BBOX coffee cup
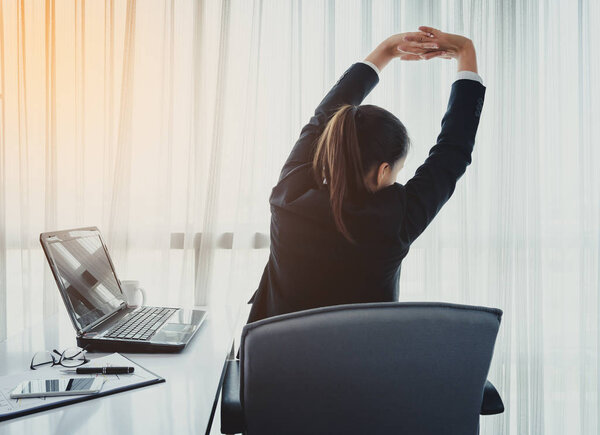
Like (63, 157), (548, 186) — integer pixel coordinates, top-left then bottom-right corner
(120, 280), (146, 307)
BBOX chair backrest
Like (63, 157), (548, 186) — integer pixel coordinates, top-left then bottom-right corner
(240, 301), (502, 435)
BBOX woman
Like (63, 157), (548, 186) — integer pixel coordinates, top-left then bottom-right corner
(247, 26), (485, 324)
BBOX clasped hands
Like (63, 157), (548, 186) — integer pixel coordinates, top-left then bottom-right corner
(365, 26), (477, 73)
(391, 26), (472, 61)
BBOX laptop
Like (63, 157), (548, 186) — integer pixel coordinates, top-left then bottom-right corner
(40, 227), (207, 352)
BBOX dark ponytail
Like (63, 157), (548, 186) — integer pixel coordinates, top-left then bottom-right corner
(312, 104), (410, 242)
(312, 105), (367, 242)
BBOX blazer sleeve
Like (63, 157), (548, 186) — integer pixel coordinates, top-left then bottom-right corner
(399, 79), (486, 245)
(278, 62), (380, 182)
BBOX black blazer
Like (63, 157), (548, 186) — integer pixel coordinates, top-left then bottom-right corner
(247, 62), (486, 324)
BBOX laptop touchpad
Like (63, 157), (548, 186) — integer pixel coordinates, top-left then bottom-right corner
(162, 323), (195, 333)
(152, 323), (195, 343)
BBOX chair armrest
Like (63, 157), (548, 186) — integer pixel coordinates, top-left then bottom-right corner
(480, 380), (504, 415)
(221, 359), (244, 434)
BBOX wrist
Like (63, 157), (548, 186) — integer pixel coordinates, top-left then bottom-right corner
(364, 40), (394, 72)
(457, 39), (475, 58)
(456, 40), (477, 73)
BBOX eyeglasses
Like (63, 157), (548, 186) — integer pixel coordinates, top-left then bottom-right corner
(30, 346), (90, 370)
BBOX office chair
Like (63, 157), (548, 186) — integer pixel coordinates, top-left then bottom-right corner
(221, 301), (504, 435)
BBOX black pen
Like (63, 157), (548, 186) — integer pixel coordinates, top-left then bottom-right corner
(61, 366), (135, 375)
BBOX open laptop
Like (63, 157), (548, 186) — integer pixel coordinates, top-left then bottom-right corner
(40, 227), (207, 352)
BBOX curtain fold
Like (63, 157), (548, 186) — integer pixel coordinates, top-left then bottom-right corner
(107, 0), (135, 268)
(42, 0), (57, 320)
(0, 0), (5, 342)
(0, 1), (599, 433)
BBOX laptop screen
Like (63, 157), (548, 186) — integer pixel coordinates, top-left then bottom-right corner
(44, 231), (126, 332)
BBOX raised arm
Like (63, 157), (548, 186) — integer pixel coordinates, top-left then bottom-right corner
(400, 28), (486, 244)
(278, 64), (379, 181)
(279, 33), (444, 181)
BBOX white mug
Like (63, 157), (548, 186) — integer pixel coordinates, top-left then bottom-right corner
(120, 280), (146, 307)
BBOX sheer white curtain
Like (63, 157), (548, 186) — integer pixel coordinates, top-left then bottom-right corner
(1, 1), (599, 433)
(0, 0), (275, 340)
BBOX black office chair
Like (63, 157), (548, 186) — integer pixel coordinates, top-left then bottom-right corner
(221, 301), (504, 435)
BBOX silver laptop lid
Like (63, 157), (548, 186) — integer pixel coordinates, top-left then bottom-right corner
(40, 227), (127, 335)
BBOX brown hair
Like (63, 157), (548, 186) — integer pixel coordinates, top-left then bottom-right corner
(312, 104), (410, 242)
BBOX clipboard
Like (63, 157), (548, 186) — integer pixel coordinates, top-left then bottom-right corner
(0, 353), (165, 422)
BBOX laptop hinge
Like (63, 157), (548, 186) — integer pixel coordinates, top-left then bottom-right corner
(80, 302), (128, 335)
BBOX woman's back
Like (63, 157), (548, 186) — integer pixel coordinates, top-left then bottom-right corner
(261, 163), (408, 318)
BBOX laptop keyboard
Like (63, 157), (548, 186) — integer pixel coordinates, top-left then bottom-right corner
(105, 307), (177, 341)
